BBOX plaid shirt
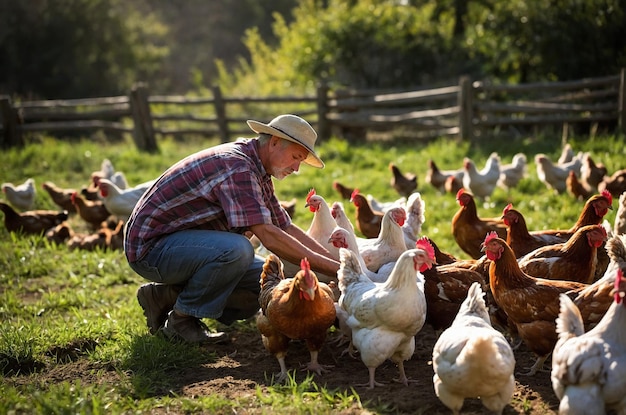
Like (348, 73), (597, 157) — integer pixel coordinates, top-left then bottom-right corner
(124, 138), (291, 263)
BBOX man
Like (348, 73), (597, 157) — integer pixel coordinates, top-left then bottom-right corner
(124, 114), (340, 343)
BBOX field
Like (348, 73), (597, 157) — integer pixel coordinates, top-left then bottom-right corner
(1, 132), (624, 414)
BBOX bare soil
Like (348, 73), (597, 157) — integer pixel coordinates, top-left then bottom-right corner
(6, 322), (560, 414)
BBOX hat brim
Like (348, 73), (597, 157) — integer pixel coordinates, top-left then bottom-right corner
(247, 120), (324, 168)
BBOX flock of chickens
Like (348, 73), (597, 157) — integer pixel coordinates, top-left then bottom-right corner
(3, 145), (626, 414)
(0, 159), (154, 251)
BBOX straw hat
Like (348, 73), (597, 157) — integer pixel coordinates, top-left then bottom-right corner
(247, 114), (324, 168)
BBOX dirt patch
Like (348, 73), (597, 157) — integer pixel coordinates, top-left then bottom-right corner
(7, 323), (560, 414)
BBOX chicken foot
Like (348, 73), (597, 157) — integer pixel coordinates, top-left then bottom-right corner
(516, 354), (550, 376)
(392, 361), (419, 386)
(301, 350), (333, 375)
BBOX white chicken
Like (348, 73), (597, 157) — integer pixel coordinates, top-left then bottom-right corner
(497, 153), (527, 192)
(557, 143), (575, 164)
(432, 282), (516, 415)
(356, 206), (407, 273)
(535, 153), (582, 194)
(366, 194), (406, 213)
(282, 189), (338, 282)
(337, 238), (435, 388)
(462, 152), (501, 201)
(96, 177), (155, 221)
(401, 191), (426, 250)
(2, 178), (36, 211)
(551, 269), (626, 415)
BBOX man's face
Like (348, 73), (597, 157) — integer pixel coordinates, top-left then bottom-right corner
(268, 137), (309, 180)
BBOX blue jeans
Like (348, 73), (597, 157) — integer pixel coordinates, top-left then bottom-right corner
(128, 229), (263, 324)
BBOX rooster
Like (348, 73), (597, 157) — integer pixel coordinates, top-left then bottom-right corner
(432, 282), (516, 415)
(535, 153), (582, 194)
(452, 189), (507, 259)
(425, 159), (464, 194)
(0, 202), (68, 235)
(2, 178), (36, 211)
(389, 162), (417, 197)
(337, 238), (435, 388)
(551, 269), (626, 414)
(497, 152), (527, 192)
(482, 232), (587, 376)
(256, 255), (336, 383)
(516, 224), (608, 284)
(462, 152), (501, 201)
(41, 181), (77, 213)
(350, 189), (384, 238)
(96, 177), (154, 221)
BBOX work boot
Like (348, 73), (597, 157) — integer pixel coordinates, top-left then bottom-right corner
(162, 311), (229, 344)
(136, 283), (182, 334)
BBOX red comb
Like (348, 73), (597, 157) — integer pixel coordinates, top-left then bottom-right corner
(300, 257), (310, 271)
(350, 188), (360, 201)
(601, 189), (613, 205)
(456, 188), (465, 199)
(416, 237), (435, 260)
(484, 231), (499, 244)
(306, 188), (315, 202)
(503, 203), (513, 215)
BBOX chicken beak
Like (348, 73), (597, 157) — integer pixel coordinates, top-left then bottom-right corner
(304, 287), (316, 301)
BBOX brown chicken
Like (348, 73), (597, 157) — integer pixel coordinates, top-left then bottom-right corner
(517, 224), (607, 284)
(579, 153), (607, 191)
(70, 191), (111, 229)
(332, 180), (355, 200)
(45, 221), (74, 245)
(598, 168), (626, 198)
(67, 219), (124, 252)
(452, 189), (507, 259)
(41, 181), (78, 213)
(256, 255), (336, 383)
(566, 170), (593, 201)
(350, 189), (384, 238)
(483, 232), (588, 376)
(389, 162), (417, 197)
(0, 202), (69, 235)
(425, 159), (464, 194)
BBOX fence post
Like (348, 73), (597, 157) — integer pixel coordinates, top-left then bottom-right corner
(0, 96), (24, 148)
(458, 76), (473, 141)
(212, 85), (229, 143)
(316, 82), (330, 141)
(129, 83), (158, 153)
(617, 68), (626, 134)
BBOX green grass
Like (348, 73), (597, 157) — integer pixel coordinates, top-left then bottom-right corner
(0, 131), (623, 413)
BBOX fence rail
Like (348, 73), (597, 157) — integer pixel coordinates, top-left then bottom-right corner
(1, 69), (624, 151)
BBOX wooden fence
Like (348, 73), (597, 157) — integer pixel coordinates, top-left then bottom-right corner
(1, 69), (624, 152)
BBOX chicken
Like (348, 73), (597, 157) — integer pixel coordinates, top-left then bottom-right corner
(95, 177), (154, 221)
(337, 239), (435, 388)
(2, 178), (36, 211)
(350, 189), (384, 238)
(579, 152), (607, 191)
(598, 168), (626, 199)
(462, 152), (501, 201)
(67, 219), (124, 252)
(516, 224), (608, 284)
(558, 143), (575, 164)
(502, 192), (613, 258)
(432, 282), (516, 415)
(615, 191), (626, 235)
(551, 270), (626, 415)
(70, 191), (111, 229)
(90, 158), (116, 182)
(41, 181), (78, 213)
(45, 221), (74, 245)
(445, 174), (464, 194)
(400, 191), (426, 250)
(366, 194), (406, 213)
(483, 232), (588, 376)
(501, 203), (566, 258)
(535, 153), (582, 194)
(389, 162), (417, 197)
(356, 206), (407, 273)
(452, 189), (507, 259)
(332, 180), (355, 200)
(256, 255), (336, 383)
(422, 260), (489, 333)
(0, 202), (69, 235)
(566, 170), (593, 201)
(497, 152), (527, 192)
(425, 159), (464, 194)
